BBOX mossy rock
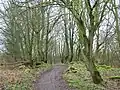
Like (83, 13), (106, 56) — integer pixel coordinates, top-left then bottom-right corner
(66, 66), (77, 73)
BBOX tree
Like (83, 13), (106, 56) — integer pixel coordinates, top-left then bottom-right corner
(53, 0), (110, 84)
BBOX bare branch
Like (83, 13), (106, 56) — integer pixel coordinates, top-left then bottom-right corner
(92, 0), (99, 10)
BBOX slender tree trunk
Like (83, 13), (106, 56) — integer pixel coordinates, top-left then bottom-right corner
(69, 18), (74, 62)
(63, 9), (69, 62)
(45, 9), (50, 63)
(87, 8), (103, 84)
(41, 3), (45, 62)
(113, 0), (120, 64)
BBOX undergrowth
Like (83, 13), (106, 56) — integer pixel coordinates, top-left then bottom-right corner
(64, 62), (120, 90)
(0, 63), (51, 90)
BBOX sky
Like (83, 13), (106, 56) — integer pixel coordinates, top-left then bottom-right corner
(0, 0), (7, 9)
(0, 0), (7, 51)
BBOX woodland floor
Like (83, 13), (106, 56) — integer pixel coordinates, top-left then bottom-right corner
(33, 64), (75, 90)
(33, 63), (120, 90)
(106, 79), (120, 90)
(1, 63), (120, 90)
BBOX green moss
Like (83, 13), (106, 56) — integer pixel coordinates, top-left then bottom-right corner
(97, 65), (112, 71)
(64, 62), (105, 90)
(64, 62), (120, 90)
(109, 76), (120, 79)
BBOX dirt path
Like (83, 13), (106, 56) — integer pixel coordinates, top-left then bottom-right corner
(34, 64), (72, 90)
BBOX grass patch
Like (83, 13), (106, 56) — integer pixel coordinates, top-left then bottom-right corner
(0, 63), (51, 90)
(64, 62), (120, 90)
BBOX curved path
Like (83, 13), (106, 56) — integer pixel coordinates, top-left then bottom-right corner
(34, 64), (72, 90)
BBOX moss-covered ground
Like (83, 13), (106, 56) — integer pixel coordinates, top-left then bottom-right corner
(64, 62), (120, 90)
